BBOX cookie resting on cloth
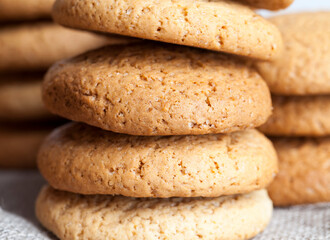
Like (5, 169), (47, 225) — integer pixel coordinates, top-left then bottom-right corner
(36, 186), (273, 240)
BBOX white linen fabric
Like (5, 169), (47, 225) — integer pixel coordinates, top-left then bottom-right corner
(0, 171), (329, 240)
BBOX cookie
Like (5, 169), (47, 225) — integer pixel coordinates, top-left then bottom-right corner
(0, 73), (54, 121)
(234, 0), (293, 10)
(36, 186), (272, 240)
(268, 137), (330, 206)
(0, 0), (54, 22)
(38, 122), (277, 198)
(52, 0), (282, 60)
(43, 43), (272, 136)
(0, 22), (135, 72)
(256, 12), (330, 95)
(259, 95), (330, 136)
(0, 124), (56, 168)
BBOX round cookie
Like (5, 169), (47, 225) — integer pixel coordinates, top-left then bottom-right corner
(234, 0), (293, 10)
(0, 0), (54, 22)
(36, 186), (272, 240)
(268, 137), (330, 206)
(0, 124), (56, 168)
(43, 43), (272, 136)
(256, 12), (330, 95)
(0, 22), (135, 72)
(259, 95), (330, 136)
(38, 122), (278, 198)
(0, 73), (53, 121)
(52, 0), (282, 60)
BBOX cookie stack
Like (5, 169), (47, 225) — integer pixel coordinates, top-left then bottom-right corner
(257, 12), (330, 206)
(0, 0), (133, 168)
(35, 0), (295, 239)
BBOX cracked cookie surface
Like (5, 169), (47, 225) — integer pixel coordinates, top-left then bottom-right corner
(52, 0), (282, 60)
(43, 43), (272, 136)
(38, 122), (278, 197)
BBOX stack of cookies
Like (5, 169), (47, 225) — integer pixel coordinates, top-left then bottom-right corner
(0, 0), (133, 168)
(34, 0), (295, 239)
(257, 12), (330, 206)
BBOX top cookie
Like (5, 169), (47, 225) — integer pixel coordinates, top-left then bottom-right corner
(52, 0), (282, 60)
(0, 0), (54, 22)
(256, 12), (330, 95)
(234, 0), (293, 10)
(0, 22), (135, 73)
(43, 43), (272, 136)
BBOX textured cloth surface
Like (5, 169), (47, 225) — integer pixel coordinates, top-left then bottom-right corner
(0, 170), (329, 240)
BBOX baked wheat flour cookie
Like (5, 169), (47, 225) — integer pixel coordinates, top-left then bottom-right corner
(36, 186), (272, 240)
(0, 124), (56, 168)
(234, 0), (293, 10)
(259, 95), (330, 136)
(38, 122), (278, 198)
(43, 43), (272, 136)
(256, 12), (330, 95)
(0, 73), (53, 121)
(268, 137), (330, 206)
(52, 0), (282, 60)
(0, 0), (54, 22)
(0, 22), (134, 72)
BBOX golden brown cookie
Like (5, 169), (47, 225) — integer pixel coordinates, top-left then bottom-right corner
(36, 186), (272, 240)
(268, 137), (330, 206)
(0, 22), (135, 72)
(0, 0), (54, 22)
(43, 43), (272, 136)
(38, 122), (278, 198)
(256, 12), (330, 95)
(0, 73), (53, 121)
(0, 124), (57, 168)
(52, 0), (283, 60)
(234, 0), (293, 10)
(259, 95), (330, 137)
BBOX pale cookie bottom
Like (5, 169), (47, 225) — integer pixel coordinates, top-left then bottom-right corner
(36, 186), (272, 240)
(259, 95), (330, 136)
(268, 137), (330, 206)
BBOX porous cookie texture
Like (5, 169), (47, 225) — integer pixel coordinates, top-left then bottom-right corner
(52, 0), (282, 60)
(0, 0), (54, 21)
(43, 43), (272, 136)
(268, 137), (330, 206)
(0, 74), (52, 121)
(38, 122), (278, 198)
(0, 124), (54, 168)
(259, 95), (330, 136)
(36, 186), (272, 240)
(0, 22), (134, 72)
(256, 12), (330, 95)
(234, 0), (293, 10)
